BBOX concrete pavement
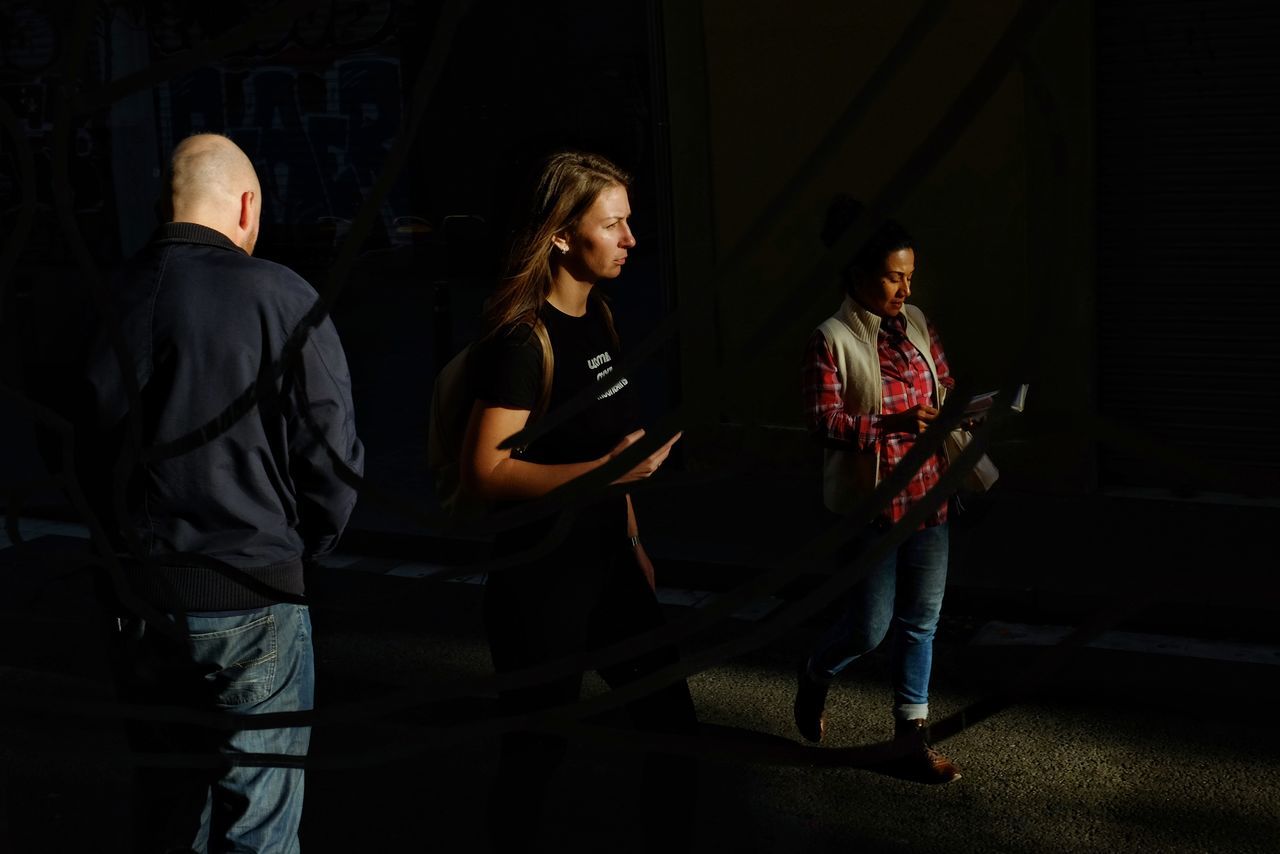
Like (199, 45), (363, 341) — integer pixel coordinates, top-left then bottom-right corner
(2, 529), (1278, 852)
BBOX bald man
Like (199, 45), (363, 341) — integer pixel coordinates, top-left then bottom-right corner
(83, 133), (363, 853)
(165, 132), (263, 253)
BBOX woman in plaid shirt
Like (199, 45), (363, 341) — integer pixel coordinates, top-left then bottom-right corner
(793, 207), (962, 784)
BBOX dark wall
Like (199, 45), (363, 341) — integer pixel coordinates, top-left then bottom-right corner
(3, 0), (1276, 548)
(669, 0), (1095, 493)
(1096, 0), (1280, 496)
(0, 0), (673, 535)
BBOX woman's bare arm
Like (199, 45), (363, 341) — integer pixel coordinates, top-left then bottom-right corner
(461, 401), (683, 501)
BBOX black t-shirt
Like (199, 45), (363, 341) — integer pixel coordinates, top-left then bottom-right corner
(471, 299), (641, 466)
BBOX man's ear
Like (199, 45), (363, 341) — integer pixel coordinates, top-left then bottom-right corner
(239, 190), (255, 230)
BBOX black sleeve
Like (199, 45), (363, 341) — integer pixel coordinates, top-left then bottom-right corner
(470, 325), (541, 410)
(287, 314), (364, 560)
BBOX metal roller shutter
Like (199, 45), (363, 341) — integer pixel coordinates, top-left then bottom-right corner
(1096, 0), (1280, 496)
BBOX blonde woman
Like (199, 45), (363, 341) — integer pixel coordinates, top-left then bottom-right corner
(462, 151), (696, 851)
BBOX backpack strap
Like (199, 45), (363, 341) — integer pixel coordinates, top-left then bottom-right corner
(506, 318), (554, 458)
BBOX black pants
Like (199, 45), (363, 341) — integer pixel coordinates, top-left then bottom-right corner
(483, 511), (698, 852)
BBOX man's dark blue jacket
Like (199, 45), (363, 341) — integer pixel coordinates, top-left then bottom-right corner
(84, 222), (364, 611)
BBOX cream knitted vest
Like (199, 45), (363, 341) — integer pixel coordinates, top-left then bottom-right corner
(816, 296), (939, 515)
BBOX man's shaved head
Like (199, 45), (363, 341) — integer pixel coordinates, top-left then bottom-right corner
(165, 133), (262, 254)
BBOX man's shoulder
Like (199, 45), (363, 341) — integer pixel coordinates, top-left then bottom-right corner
(237, 254), (317, 305)
(201, 248), (313, 292)
(156, 244), (318, 314)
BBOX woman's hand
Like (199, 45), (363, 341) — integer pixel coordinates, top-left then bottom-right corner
(604, 428), (683, 484)
(882, 404), (939, 435)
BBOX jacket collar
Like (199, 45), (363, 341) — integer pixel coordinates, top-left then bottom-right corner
(837, 295), (882, 343)
(151, 222), (246, 255)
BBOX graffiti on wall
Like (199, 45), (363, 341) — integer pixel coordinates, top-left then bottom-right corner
(159, 58), (405, 237)
(0, 0), (413, 264)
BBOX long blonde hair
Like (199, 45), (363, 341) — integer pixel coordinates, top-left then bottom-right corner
(485, 151), (631, 334)
(481, 152), (630, 416)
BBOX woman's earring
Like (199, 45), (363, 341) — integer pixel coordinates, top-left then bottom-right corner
(558, 245), (568, 254)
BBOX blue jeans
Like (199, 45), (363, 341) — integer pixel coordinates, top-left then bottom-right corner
(807, 523), (949, 721)
(118, 603), (314, 853)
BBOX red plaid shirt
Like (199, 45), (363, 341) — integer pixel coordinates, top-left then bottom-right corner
(803, 311), (955, 528)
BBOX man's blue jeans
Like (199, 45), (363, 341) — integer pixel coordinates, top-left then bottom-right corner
(807, 523), (949, 721)
(119, 603), (314, 853)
